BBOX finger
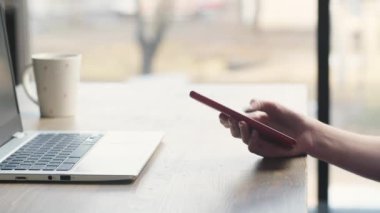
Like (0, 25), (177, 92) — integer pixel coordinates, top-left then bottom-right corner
(244, 106), (255, 113)
(254, 139), (290, 158)
(239, 121), (250, 145)
(219, 113), (230, 128)
(249, 111), (269, 123)
(248, 135), (279, 157)
(244, 99), (257, 113)
(247, 130), (260, 154)
(251, 136), (294, 158)
(249, 100), (279, 115)
(228, 117), (241, 138)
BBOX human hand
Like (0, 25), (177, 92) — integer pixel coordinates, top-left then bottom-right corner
(219, 100), (315, 158)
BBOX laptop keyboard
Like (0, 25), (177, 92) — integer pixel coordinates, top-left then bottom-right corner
(0, 133), (103, 171)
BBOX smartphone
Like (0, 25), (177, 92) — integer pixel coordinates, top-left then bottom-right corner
(189, 91), (296, 148)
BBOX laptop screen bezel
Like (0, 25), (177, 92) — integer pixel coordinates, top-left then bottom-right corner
(0, 5), (23, 147)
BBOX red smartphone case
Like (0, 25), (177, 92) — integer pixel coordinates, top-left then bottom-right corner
(190, 91), (296, 148)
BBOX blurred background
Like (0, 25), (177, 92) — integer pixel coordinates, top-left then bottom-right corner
(4, 0), (380, 211)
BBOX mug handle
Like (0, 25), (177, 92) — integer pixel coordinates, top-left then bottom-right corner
(22, 64), (39, 105)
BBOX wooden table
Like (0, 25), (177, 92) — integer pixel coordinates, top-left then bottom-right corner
(2, 78), (308, 213)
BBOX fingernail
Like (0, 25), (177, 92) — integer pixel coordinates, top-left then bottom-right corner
(245, 108), (254, 113)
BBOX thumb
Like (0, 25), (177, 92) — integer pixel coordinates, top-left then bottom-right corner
(246, 100), (281, 115)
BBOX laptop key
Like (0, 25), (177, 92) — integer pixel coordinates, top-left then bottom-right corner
(43, 166), (57, 171)
(3, 165), (17, 170)
(57, 163), (75, 171)
(63, 157), (80, 164)
(70, 145), (93, 158)
(1, 167), (14, 170)
(15, 165), (30, 170)
(29, 165), (45, 170)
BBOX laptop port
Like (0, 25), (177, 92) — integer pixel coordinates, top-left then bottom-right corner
(15, 176), (26, 180)
(48, 175), (52, 180)
(60, 175), (71, 181)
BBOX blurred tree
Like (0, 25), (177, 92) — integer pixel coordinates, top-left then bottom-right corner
(136, 0), (172, 74)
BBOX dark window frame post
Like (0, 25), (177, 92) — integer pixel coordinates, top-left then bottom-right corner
(317, 0), (330, 204)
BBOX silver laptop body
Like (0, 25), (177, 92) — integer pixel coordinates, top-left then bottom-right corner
(0, 7), (162, 182)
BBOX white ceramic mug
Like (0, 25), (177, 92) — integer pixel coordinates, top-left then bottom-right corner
(22, 53), (81, 118)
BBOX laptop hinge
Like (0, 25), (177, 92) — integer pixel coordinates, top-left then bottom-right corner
(12, 132), (25, 139)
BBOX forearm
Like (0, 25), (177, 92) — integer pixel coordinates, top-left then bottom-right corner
(307, 119), (380, 181)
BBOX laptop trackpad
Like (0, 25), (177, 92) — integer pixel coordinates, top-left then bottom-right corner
(71, 132), (161, 175)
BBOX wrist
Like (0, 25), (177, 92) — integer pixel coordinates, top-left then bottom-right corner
(302, 117), (324, 156)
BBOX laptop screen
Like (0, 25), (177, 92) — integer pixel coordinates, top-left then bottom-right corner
(0, 7), (23, 147)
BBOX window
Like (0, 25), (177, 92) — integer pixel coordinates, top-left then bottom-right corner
(329, 0), (380, 209)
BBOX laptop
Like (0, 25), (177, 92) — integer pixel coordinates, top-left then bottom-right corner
(0, 7), (163, 182)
